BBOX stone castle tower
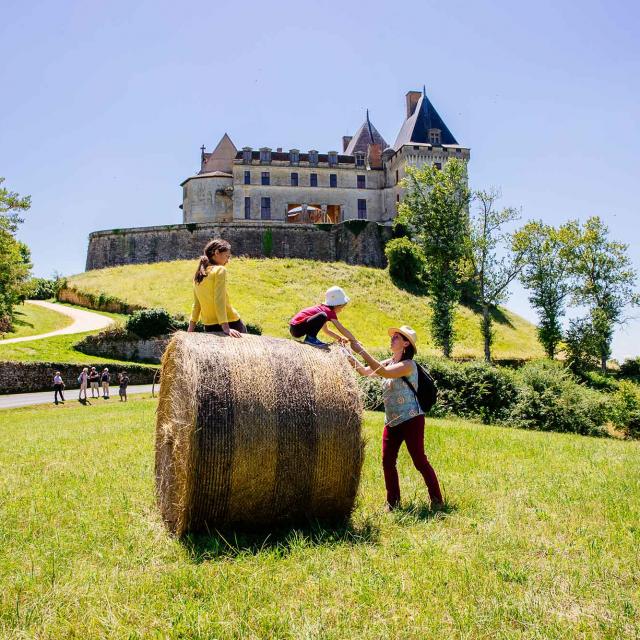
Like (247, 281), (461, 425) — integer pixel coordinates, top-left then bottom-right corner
(181, 88), (469, 225)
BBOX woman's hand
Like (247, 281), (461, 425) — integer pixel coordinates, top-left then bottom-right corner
(222, 323), (242, 338)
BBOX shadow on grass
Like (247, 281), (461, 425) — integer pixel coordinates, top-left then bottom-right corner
(392, 499), (457, 524)
(388, 275), (429, 298)
(461, 301), (515, 329)
(183, 515), (380, 563)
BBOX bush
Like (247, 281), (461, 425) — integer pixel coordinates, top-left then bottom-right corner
(246, 322), (262, 335)
(509, 361), (609, 436)
(125, 308), (176, 339)
(385, 237), (426, 288)
(619, 357), (640, 380)
(0, 314), (11, 334)
(25, 277), (59, 300)
(356, 375), (385, 412)
(609, 381), (640, 438)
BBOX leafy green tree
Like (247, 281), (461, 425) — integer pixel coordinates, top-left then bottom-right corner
(563, 216), (639, 374)
(397, 159), (471, 357)
(468, 189), (524, 362)
(0, 177), (32, 329)
(512, 221), (573, 359)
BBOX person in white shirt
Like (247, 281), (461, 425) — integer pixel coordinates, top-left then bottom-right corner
(53, 371), (65, 405)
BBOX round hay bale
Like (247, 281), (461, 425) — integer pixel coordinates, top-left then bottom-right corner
(155, 332), (364, 535)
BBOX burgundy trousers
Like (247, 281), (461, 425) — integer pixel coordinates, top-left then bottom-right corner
(382, 414), (443, 507)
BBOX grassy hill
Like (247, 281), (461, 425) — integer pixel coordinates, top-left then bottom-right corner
(68, 258), (544, 360)
(1, 397), (638, 638)
(2, 301), (73, 339)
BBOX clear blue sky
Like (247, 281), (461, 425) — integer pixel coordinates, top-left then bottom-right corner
(1, 0), (638, 358)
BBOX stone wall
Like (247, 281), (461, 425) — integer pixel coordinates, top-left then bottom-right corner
(86, 220), (392, 271)
(0, 361), (158, 394)
(75, 334), (168, 364)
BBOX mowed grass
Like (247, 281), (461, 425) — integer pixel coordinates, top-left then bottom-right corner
(68, 258), (544, 359)
(1, 398), (639, 638)
(0, 305), (131, 365)
(1, 302), (73, 340)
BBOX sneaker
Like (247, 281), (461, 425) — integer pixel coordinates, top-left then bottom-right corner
(304, 336), (329, 348)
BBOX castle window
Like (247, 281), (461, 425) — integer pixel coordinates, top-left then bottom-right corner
(396, 194), (400, 203)
(395, 169), (399, 184)
(357, 175), (365, 189)
(260, 148), (272, 164)
(244, 171), (251, 185)
(261, 197), (271, 220)
(261, 171), (270, 185)
(242, 147), (252, 164)
(309, 150), (318, 165)
(310, 173), (318, 187)
(328, 151), (338, 166)
(244, 197), (251, 219)
(290, 149), (300, 165)
(355, 152), (365, 167)
(428, 129), (441, 145)
(291, 172), (299, 186)
(330, 174), (337, 188)
(357, 199), (367, 219)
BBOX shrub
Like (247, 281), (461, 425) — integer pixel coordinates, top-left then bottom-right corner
(0, 314), (11, 334)
(125, 308), (175, 339)
(245, 322), (262, 335)
(509, 361), (608, 436)
(385, 237), (426, 288)
(564, 317), (600, 373)
(262, 228), (273, 257)
(619, 357), (640, 380)
(609, 381), (640, 438)
(25, 277), (58, 300)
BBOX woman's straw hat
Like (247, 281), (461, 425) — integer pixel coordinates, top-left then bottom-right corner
(387, 325), (418, 352)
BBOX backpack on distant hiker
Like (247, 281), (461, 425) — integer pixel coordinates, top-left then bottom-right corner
(402, 362), (438, 413)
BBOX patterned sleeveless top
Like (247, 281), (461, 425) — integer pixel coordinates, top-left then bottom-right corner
(382, 360), (423, 428)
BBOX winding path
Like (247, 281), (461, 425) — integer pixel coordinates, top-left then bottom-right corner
(0, 300), (114, 345)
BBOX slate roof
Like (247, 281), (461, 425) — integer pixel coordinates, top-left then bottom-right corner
(393, 91), (458, 150)
(234, 150), (355, 164)
(344, 111), (388, 155)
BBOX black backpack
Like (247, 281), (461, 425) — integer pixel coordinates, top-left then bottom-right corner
(403, 362), (438, 413)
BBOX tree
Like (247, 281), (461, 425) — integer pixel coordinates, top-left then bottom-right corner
(563, 216), (639, 374)
(397, 159), (471, 357)
(468, 189), (524, 362)
(0, 178), (32, 329)
(512, 221), (573, 359)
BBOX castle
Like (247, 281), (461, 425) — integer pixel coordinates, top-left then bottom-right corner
(181, 88), (469, 225)
(85, 88), (469, 271)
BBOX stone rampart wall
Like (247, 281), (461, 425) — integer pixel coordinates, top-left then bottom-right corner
(86, 221), (392, 271)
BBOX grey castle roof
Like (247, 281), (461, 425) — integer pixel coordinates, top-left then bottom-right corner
(393, 91), (458, 150)
(344, 111), (388, 155)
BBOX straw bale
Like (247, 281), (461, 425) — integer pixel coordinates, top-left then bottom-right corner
(155, 332), (364, 535)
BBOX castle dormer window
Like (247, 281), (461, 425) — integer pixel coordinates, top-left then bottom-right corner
(260, 147), (271, 164)
(309, 150), (318, 165)
(355, 152), (365, 167)
(290, 149), (300, 165)
(242, 147), (252, 164)
(328, 151), (338, 166)
(428, 129), (441, 145)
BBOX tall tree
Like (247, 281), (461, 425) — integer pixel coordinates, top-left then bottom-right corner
(512, 221), (573, 359)
(0, 177), (32, 329)
(398, 159), (471, 357)
(468, 189), (524, 362)
(563, 216), (639, 374)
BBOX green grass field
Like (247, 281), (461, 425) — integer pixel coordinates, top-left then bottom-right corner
(1, 397), (638, 638)
(0, 304), (130, 365)
(1, 302), (73, 340)
(68, 258), (544, 360)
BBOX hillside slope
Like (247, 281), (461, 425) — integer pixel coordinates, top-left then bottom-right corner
(68, 258), (544, 359)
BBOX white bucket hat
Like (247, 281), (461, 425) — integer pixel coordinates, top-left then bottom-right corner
(387, 325), (418, 352)
(324, 286), (350, 306)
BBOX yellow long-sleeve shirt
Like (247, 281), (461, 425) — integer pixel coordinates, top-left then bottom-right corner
(190, 265), (240, 326)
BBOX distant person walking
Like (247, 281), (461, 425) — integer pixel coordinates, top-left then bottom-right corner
(350, 326), (444, 511)
(89, 367), (100, 398)
(118, 372), (129, 402)
(78, 367), (88, 402)
(187, 238), (246, 337)
(53, 371), (65, 405)
(101, 368), (110, 399)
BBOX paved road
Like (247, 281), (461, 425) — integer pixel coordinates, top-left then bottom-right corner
(0, 300), (114, 345)
(0, 384), (158, 410)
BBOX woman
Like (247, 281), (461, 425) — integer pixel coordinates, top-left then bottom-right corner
(78, 367), (88, 402)
(350, 326), (443, 511)
(187, 238), (246, 337)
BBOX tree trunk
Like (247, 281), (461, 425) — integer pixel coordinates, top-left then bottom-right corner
(601, 353), (607, 375)
(482, 304), (492, 362)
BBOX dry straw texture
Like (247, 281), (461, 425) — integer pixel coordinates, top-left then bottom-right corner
(155, 332), (364, 535)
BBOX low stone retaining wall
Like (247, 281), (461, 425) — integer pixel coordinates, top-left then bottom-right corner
(57, 286), (144, 315)
(0, 361), (158, 394)
(75, 334), (168, 364)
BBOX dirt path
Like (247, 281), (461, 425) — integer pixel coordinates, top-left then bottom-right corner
(0, 300), (114, 345)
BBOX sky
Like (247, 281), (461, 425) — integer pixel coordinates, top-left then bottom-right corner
(1, 0), (638, 359)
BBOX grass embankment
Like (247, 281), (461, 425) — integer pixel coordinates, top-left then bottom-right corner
(68, 258), (544, 360)
(0, 304), (132, 365)
(1, 398), (638, 638)
(1, 302), (73, 340)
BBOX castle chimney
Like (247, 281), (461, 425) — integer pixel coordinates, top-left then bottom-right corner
(367, 143), (382, 169)
(342, 136), (352, 152)
(405, 91), (421, 118)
